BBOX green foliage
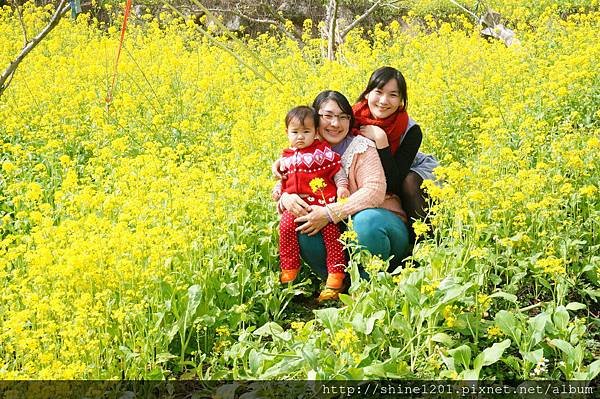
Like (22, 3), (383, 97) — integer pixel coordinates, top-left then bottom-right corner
(0, 1), (599, 382)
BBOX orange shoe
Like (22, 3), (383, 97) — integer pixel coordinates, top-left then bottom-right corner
(317, 273), (347, 302)
(325, 272), (346, 289)
(280, 269), (299, 284)
(318, 288), (342, 302)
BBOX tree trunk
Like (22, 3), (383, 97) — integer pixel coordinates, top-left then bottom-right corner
(326, 0), (338, 61)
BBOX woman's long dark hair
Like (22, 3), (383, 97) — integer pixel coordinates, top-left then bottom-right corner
(358, 66), (408, 112)
(312, 90), (355, 127)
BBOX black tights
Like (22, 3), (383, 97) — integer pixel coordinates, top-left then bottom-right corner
(401, 171), (428, 224)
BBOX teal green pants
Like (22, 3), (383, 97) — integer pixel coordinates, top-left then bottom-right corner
(298, 208), (410, 280)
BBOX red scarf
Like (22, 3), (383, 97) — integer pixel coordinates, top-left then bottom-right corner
(352, 99), (409, 155)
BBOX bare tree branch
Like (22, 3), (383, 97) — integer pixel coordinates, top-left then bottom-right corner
(340, 0), (382, 39)
(261, 1), (303, 43)
(206, 7), (277, 25)
(326, 0), (338, 60)
(449, 0), (519, 46)
(162, 0), (282, 87)
(448, 0), (479, 21)
(0, 0), (70, 99)
(12, 1), (30, 46)
(189, 0), (283, 84)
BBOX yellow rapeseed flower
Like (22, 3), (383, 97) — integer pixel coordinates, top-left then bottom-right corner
(412, 220), (430, 238)
(309, 177), (327, 194)
(486, 325), (504, 339)
(579, 184), (597, 198)
(536, 256), (566, 278)
(2, 161), (16, 173)
(339, 229), (358, 244)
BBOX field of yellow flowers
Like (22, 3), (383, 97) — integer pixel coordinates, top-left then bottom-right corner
(1, 2), (599, 381)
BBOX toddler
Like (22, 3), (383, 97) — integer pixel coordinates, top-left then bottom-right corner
(272, 106), (350, 293)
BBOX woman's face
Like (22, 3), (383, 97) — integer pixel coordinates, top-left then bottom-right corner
(317, 100), (352, 145)
(366, 78), (403, 119)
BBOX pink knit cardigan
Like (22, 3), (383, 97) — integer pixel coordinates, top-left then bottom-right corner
(327, 136), (407, 223)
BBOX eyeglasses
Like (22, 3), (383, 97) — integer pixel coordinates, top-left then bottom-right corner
(318, 113), (351, 122)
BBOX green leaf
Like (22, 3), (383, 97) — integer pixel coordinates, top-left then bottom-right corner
(362, 361), (387, 378)
(400, 284), (421, 306)
(215, 383), (239, 399)
(351, 313), (366, 334)
(390, 313), (410, 335)
(347, 367), (365, 379)
(574, 344), (584, 365)
(253, 322), (283, 337)
(565, 302), (586, 311)
(440, 282), (473, 305)
(155, 352), (177, 364)
(584, 265), (599, 285)
(223, 283), (240, 297)
(144, 367), (165, 380)
(348, 262), (362, 288)
(389, 346), (401, 359)
(448, 345), (471, 370)
(537, 277), (552, 290)
(364, 310), (386, 335)
(480, 339), (511, 367)
(440, 352), (455, 371)
(421, 282), (473, 318)
(462, 368), (480, 380)
(521, 348), (543, 364)
(430, 332), (454, 347)
(586, 359), (600, 380)
(338, 293), (353, 306)
(550, 339), (575, 360)
(553, 306), (570, 331)
(260, 355), (303, 379)
(248, 349), (262, 375)
(489, 291), (518, 302)
(473, 353), (484, 371)
(314, 307), (340, 331)
(185, 284), (203, 325)
(502, 355), (521, 371)
(528, 312), (551, 347)
(495, 310), (519, 339)
(166, 323), (179, 341)
(300, 346), (318, 370)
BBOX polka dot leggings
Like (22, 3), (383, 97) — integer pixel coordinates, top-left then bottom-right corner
(279, 210), (345, 274)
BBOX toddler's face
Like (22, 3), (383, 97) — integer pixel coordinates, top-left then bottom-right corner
(287, 117), (317, 149)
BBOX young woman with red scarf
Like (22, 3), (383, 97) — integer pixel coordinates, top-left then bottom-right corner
(353, 66), (438, 235)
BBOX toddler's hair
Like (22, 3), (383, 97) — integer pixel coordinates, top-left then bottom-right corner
(285, 106), (319, 129)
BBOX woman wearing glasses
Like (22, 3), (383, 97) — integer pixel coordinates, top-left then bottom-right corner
(278, 90), (411, 300)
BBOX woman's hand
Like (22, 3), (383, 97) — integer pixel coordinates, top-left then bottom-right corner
(360, 125), (389, 149)
(337, 186), (350, 199)
(280, 192), (311, 217)
(294, 206), (329, 236)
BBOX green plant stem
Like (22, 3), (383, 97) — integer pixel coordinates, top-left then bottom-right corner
(518, 301), (545, 313)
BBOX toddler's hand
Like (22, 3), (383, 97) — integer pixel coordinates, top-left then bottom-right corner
(337, 187), (350, 199)
(272, 189), (281, 202)
(272, 158), (283, 179)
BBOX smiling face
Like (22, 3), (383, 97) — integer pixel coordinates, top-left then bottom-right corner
(316, 100), (352, 146)
(358, 67), (408, 120)
(286, 116), (317, 149)
(365, 78), (403, 120)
